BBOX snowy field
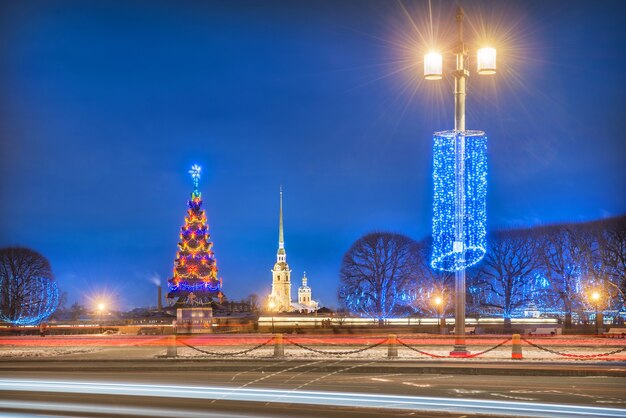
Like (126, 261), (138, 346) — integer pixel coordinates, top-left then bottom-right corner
(0, 346), (101, 358)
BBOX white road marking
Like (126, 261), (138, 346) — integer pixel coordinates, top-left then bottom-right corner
(491, 393), (536, 401)
(402, 382), (432, 388)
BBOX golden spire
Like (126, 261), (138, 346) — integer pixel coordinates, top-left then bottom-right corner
(276, 186), (286, 261)
(279, 186), (284, 250)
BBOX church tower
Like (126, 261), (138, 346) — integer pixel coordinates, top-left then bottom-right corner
(297, 272), (319, 312)
(298, 272), (312, 305)
(269, 187), (292, 312)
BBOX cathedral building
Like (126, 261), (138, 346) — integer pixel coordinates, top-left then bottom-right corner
(269, 188), (292, 312)
(268, 188), (318, 313)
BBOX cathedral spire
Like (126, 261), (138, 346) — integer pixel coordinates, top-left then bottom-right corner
(279, 186), (284, 248)
(277, 186), (286, 261)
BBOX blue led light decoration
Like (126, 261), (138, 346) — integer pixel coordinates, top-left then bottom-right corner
(0, 248), (59, 325)
(189, 164), (201, 198)
(0, 276), (59, 325)
(166, 165), (224, 306)
(431, 130), (487, 271)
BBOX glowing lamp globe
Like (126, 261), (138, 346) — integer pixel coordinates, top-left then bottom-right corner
(424, 52), (443, 80)
(591, 292), (600, 302)
(477, 47), (496, 75)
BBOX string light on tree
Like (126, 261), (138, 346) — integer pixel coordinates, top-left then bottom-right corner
(0, 277), (58, 325)
(167, 165), (224, 306)
(0, 248), (59, 326)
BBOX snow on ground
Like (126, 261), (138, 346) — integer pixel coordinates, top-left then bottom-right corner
(0, 346), (102, 358)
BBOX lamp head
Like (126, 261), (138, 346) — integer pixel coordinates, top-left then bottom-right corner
(591, 291), (600, 301)
(434, 296), (443, 305)
(477, 47), (497, 75)
(424, 52), (443, 80)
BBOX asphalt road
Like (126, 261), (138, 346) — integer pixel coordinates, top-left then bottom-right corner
(0, 360), (625, 417)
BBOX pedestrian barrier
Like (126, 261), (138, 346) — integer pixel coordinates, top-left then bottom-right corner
(396, 338), (449, 358)
(511, 334), (522, 360)
(465, 338), (512, 358)
(284, 337), (387, 355)
(274, 333), (284, 358)
(396, 337), (511, 358)
(521, 337), (626, 360)
(166, 335), (177, 358)
(178, 337), (274, 356)
(388, 334), (398, 359)
(172, 334), (626, 361)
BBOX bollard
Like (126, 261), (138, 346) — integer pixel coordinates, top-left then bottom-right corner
(166, 334), (177, 358)
(511, 333), (522, 360)
(387, 334), (398, 359)
(274, 333), (284, 358)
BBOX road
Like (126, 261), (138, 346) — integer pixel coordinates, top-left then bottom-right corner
(0, 360), (625, 417)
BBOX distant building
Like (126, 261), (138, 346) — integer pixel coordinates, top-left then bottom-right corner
(293, 272), (319, 313)
(269, 188), (293, 312)
(267, 188), (320, 313)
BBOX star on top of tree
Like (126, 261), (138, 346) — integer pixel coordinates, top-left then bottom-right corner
(189, 164), (202, 191)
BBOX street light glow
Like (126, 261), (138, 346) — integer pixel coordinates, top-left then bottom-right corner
(591, 291), (600, 302)
(424, 52), (443, 80)
(97, 303), (105, 311)
(434, 296), (443, 306)
(477, 47), (497, 75)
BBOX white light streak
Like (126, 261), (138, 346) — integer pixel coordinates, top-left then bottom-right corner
(0, 379), (624, 417)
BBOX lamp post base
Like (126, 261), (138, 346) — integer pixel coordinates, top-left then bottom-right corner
(450, 346), (469, 357)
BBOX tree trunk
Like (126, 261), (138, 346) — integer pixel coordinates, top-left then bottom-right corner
(504, 316), (512, 331)
(564, 312), (572, 329)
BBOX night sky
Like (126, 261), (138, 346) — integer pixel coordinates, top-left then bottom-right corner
(1, 0), (625, 310)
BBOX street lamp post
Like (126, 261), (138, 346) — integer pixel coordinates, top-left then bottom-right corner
(434, 296), (443, 334)
(591, 292), (601, 335)
(425, 7), (496, 356)
(97, 303), (105, 334)
(268, 301), (276, 333)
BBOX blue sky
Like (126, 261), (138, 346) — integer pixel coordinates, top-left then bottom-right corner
(1, 0), (624, 309)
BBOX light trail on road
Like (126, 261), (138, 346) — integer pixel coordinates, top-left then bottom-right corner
(0, 399), (266, 418)
(0, 379), (625, 417)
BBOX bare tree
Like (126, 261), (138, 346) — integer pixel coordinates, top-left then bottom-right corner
(69, 301), (86, 322)
(0, 247), (58, 325)
(247, 293), (260, 312)
(469, 230), (543, 329)
(411, 239), (454, 317)
(537, 226), (594, 327)
(596, 217), (626, 306)
(338, 232), (419, 321)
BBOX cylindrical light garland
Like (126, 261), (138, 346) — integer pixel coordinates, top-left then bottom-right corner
(431, 130), (487, 271)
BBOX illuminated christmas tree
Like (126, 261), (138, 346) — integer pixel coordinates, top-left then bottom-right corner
(166, 165), (223, 306)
